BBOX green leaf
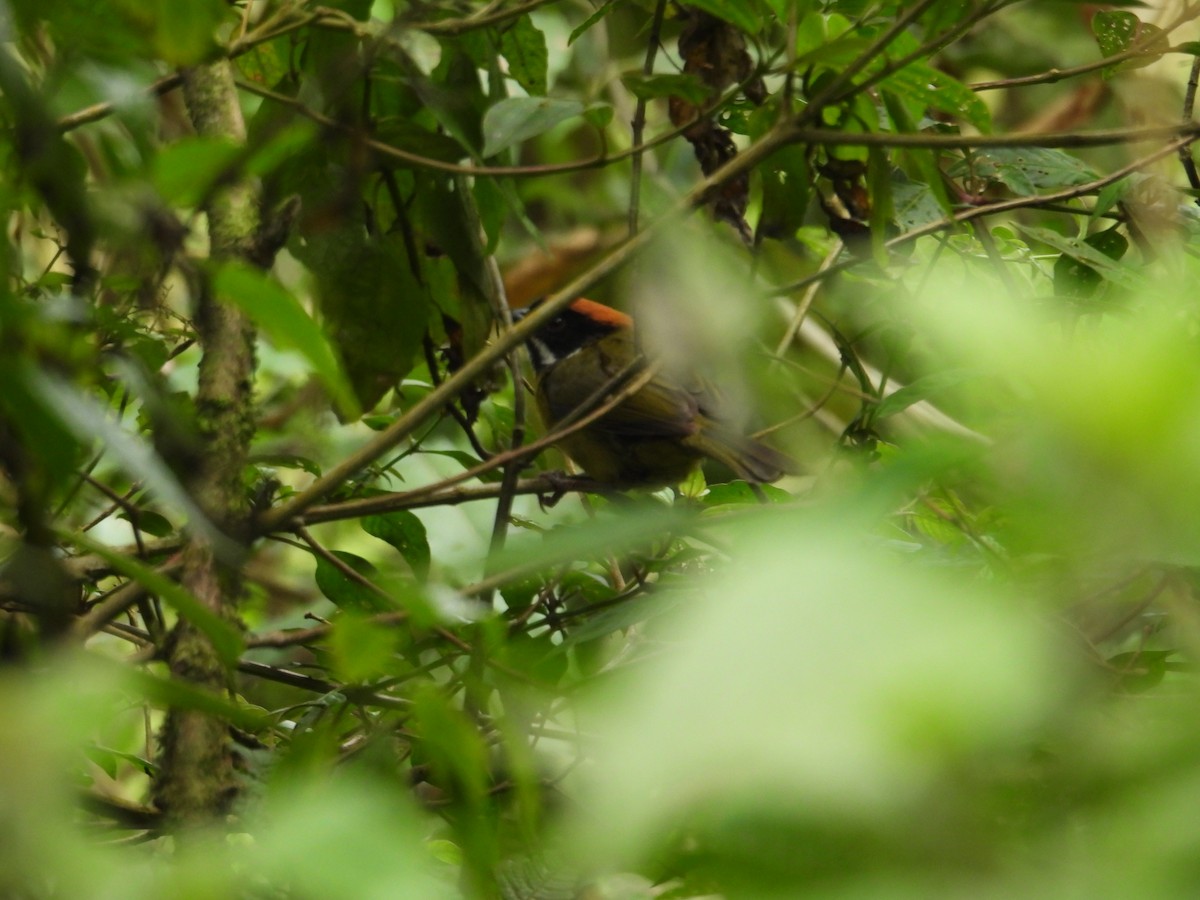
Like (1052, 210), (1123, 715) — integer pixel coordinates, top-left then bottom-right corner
(116, 509), (174, 538)
(703, 482), (790, 505)
(363, 511), (431, 579)
(327, 613), (400, 683)
(867, 144), (894, 267)
(684, 0), (766, 34)
(411, 686), (491, 805)
(874, 370), (976, 420)
(569, 1), (618, 45)
(758, 145), (811, 239)
(291, 228), (431, 411)
(126, 667), (269, 732)
(881, 62), (991, 132)
(1093, 10), (1139, 59)
(582, 102), (614, 130)
(949, 147), (1097, 196)
(72, 534), (244, 666)
(1092, 11), (1168, 78)
(891, 175), (948, 231)
(621, 72), (709, 105)
(481, 97), (585, 158)
(1107, 650), (1177, 692)
(498, 14), (549, 96)
(1018, 224), (1143, 293)
(1052, 227), (1131, 298)
(214, 261), (360, 419)
(315, 552), (392, 612)
(235, 39), (288, 86)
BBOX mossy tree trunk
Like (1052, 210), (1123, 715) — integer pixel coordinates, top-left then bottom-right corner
(151, 59), (261, 827)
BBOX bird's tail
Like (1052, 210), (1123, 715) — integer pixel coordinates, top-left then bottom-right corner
(687, 423), (795, 484)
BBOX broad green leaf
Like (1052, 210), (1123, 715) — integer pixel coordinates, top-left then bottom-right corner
(1093, 10), (1139, 64)
(758, 145), (811, 239)
(315, 551), (392, 612)
(891, 175), (947, 231)
(363, 511), (431, 579)
(71, 534), (244, 666)
(214, 261), (360, 419)
(882, 62), (991, 132)
(116, 509), (174, 538)
(1093, 11), (1169, 78)
(498, 14), (548, 96)
(1052, 227), (1130, 298)
(291, 227), (431, 411)
(235, 38), (288, 86)
(948, 147), (1096, 196)
(1019, 224), (1143, 292)
(481, 97), (585, 158)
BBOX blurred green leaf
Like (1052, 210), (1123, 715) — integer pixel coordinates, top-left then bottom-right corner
(569, 1), (618, 45)
(874, 370), (976, 420)
(482, 97), (585, 158)
(30, 370), (232, 553)
(151, 137), (239, 208)
(215, 261), (361, 418)
(291, 227), (431, 411)
(73, 534), (244, 665)
(327, 612), (401, 683)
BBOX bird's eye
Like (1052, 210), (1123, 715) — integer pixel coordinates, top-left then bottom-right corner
(545, 317), (566, 332)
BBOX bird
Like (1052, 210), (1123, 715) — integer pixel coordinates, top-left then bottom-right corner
(514, 297), (792, 489)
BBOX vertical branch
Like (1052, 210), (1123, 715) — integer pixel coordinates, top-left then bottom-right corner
(153, 59), (262, 827)
(627, 0), (668, 236)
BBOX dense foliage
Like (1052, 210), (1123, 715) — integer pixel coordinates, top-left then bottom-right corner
(3, 0), (1200, 896)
